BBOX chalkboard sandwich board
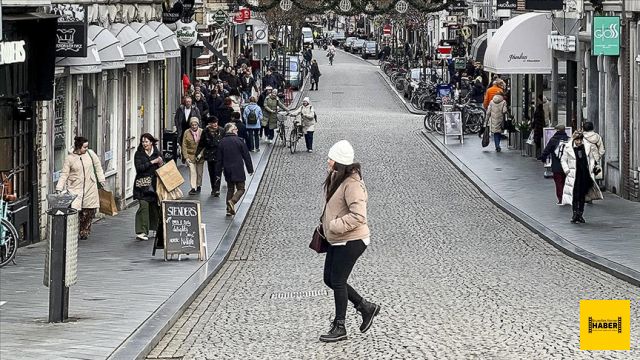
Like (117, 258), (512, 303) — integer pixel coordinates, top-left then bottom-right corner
(162, 200), (204, 261)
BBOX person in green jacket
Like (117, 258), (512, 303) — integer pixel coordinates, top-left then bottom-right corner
(261, 89), (289, 143)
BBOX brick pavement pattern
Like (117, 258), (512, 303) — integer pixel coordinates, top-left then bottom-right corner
(149, 51), (640, 359)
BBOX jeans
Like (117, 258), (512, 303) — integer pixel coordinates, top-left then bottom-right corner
(304, 131), (314, 150)
(242, 90), (251, 102)
(265, 127), (274, 140)
(247, 129), (260, 151)
(135, 200), (160, 235)
(323, 240), (366, 321)
(207, 160), (221, 193)
(493, 133), (501, 150)
(552, 172), (566, 203)
(226, 181), (246, 205)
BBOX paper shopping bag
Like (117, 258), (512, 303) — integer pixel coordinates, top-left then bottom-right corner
(98, 189), (118, 216)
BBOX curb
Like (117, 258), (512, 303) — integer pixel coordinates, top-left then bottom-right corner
(418, 131), (640, 287)
(108, 81), (309, 360)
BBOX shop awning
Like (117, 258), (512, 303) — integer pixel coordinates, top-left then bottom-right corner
(88, 25), (125, 70)
(484, 12), (552, 74)
(471, 32), (488, 64)
(148, 21), (181, 59)
(109, 23), (148, 64)
(55, 38), (101, 74)
(130, 22), (165, 61)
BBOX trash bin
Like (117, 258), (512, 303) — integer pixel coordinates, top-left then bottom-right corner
(44, 192), (78, 322)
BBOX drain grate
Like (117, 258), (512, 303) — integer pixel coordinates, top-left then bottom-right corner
(270, 290), (328, 299)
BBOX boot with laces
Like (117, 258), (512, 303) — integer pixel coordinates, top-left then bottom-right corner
(355, 299), (380, 333)
(319, 319), (347, 343)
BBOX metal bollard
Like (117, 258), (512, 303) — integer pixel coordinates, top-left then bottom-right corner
(44, 208), (78, 323)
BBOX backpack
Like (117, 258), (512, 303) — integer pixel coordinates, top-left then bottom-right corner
(554, 140), (568, 160)
(247, 107), (258, 125)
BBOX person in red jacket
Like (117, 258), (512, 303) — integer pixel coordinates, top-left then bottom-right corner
(182, 74), (191, 96)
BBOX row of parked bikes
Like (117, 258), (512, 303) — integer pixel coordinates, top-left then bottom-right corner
(379, 59), (486, 136)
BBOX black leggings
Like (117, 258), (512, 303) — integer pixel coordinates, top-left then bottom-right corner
(323, 240), (366, 321)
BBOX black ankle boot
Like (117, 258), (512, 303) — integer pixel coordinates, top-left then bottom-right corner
(355, 300), (381, 333)
(319, 319), (347, 342)
(577, 211), (586, 223)
(571, 211), (579, 223)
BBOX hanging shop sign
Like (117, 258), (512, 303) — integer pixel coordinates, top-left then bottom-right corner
(436, 45), (452, 59)
(232, 7), (251, 24)
(50, 4), (88, 58)
(525, 0), (563, 10)
(454, 57), (466, 70)
(383, 24), (392, 36)
(162, 0), (195, 25)
(175, 20), (198, 47)
(592, 16), (620, 56)
(496, 0), (517, 9)
(210, 10), (227, 27)
(0, 40), (27, 65)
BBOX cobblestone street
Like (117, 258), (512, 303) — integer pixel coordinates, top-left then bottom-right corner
(148, 51), (640, 359)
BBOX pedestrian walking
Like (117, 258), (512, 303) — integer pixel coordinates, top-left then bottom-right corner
(207, 88), (224, 122)
(217, 97), (234, 129)
(583, 121), (605, 181)
(193, 91), (209, 121)
(320, 140), (379, 343)
(483, 79), (505, 109)
(560, 131), (604, 223)
(532, 100), (546, 155)
(240, 70), (258, 102)
(485, 93), (508, 152)
(310, 60), (321, 91)
(261, 69), (278, 90)
(469, 76), (485, 104)
(216, 123), (254, 216)
(231, 111), (248, 145)
(538, 124), (569, 204)
(182, 117), (204, 195)
(174, 96), (201, 149)
(196, 117), (224, 197)
(243, 96), (263, 152)
(262, 89), (288, 143)
(133, 133), (164, 241)
(56, 136), (106, 240)
(289, 97), (316, 152)
(229, 88), (242, 114)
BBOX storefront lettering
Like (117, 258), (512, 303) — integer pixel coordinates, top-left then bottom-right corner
(0, 41), (27, 65)
(508, 53), (527, 62)
(594, 23), (619, 40)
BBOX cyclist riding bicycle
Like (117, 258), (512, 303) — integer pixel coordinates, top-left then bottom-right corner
(327, 44), (336, 65)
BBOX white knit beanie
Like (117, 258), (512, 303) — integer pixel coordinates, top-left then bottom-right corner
(328, 140), (354, 166)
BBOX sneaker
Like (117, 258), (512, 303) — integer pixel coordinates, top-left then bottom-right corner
(227, 200), (236, 215)
(136, 233), (149, 241)
(307, 149), (313, 153)
(355, 300), (381, 333)
(226, 212), (232, 217)
(319, 319), (347, 343)
(189, 188), (197, 195)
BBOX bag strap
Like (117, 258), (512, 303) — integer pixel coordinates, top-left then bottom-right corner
(88, 150), (103, 190)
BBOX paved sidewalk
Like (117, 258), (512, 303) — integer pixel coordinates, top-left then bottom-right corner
(0, 145), (272, 360)
(423, 132), (640, 284)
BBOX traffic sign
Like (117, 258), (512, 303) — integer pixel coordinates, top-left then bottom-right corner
(213, 10), (226, 27)
(383, 24), (392, 36)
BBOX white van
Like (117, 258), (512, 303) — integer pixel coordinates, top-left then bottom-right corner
(301, 27), (314, 49)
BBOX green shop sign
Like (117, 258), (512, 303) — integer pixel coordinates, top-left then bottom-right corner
(592, 16), (620, 56)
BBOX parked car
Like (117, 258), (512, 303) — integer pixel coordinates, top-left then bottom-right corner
(343, 37), (358, 51)
(274, 55), (302, 89)
(361, 41), (378, 59)
(332, 32), (346, 45)
(351, 39), (366, 54)
(403, 68), (444, 98)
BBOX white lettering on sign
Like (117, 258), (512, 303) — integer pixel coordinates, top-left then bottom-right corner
(0, 41), (27, 65)
(594, 23), (619, 40)
(167, 206), (198, 217)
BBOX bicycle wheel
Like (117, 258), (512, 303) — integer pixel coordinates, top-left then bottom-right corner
(466, 113), (483, 134)
(0, 218), (18, 267)
(423, 112), (432, 131)
(279, 124), (287, 146)
(289, 129), (297, 154)
(433, 113), (445, 135)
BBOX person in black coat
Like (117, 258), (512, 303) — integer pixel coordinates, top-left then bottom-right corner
(174, 96), (201, 147)
(216, 98), (234, 129)
(216, 123), (254, 216)
(193, 92), (209, 120)
(133, 133), (164, 241)
(230, 111), (248, 144)
(196, 117), (225, 196)
(310, 59), (321, 91)
(538, 124), (569, 204)
(262, 69), (278, 90)
(207, 88), (224, 122)
(469, 77), (485, 104)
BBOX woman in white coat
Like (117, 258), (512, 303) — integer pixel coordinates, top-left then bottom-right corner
(289, 97), (317, 152)
(56, 136), (106, 239)
(485, 94), (508, 152)
(560, 131), (603, 223)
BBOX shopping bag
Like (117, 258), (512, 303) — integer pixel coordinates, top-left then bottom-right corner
(526, 132), (535, 145)
(155, 160), (184, 192)
(481, 126), (490, 148)
(98, 189), (118, 216)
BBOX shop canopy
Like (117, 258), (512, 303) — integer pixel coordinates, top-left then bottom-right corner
(55, 38), (101, 74)
(88, 25), (125, 70)
(471, 32), (488, 64)
(148, 21), (181, 59)
(483, 12), (552, 74)
(130, 22), (165, 61)
(109, 23), (148, 64)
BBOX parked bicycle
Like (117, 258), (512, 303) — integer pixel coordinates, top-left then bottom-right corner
(288, 115), (304, 154)
(1, 170), (19, 267)
(276, 111), (289, 147)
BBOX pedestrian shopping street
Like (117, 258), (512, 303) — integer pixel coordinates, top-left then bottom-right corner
(148, 50), (640, 359)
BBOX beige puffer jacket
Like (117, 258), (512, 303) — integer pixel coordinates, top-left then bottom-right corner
(55, 150), (106, 210)
(485, 94), (507, 133)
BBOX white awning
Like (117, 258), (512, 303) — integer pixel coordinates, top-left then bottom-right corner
(471, 32), (488, 63)
(88, 25), (125, 70)
(109, 23), (148, 64)
(130, 22), (165, 61)
(55, 38), (102, 74)
(148, 21), (181, 59)
(484, 13), (552, 74)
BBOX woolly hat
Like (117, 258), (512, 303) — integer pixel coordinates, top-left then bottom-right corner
(328, 140), (354, 166)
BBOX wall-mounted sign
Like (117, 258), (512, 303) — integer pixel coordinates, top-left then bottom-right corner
(50, 4), (88, 58)
(0, 40), (27, 65)
(162, 0), (195, 25)
(548, 35), (576, 52)
(525, 0), (563, 10)
(211, 10), (227, 27)
(232, 7), (251, 24)
(496, 0), (517, 10)
(175, 20), (198, 47)
(592, 16), (620, 56)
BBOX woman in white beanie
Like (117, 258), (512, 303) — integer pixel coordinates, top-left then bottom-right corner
(319, 140), (380, 342)
(289, 97), (316, 152)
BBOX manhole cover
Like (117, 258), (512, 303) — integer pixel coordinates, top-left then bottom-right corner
(270, 290), (328, 299)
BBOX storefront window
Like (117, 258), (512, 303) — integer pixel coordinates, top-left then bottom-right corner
(53, 77), (68, 184)
(103, 71), (118, 173)
(82, 74), (99, 149)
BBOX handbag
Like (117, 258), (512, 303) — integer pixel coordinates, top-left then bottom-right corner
(309, 224), (329, 253)
(481, 122), (490, 148)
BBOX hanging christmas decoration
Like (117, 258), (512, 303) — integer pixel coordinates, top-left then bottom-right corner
(395, 0), (408, 13)
(339, 0), (352, 12)
(365, 3), (375, 12)
(280, 0), (293, 11)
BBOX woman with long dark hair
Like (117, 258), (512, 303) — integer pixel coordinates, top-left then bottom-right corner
(320, 140), (379, 343)
(134, 133), (163, 240)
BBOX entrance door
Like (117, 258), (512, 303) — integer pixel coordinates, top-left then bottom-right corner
(123, 65), (139, 200)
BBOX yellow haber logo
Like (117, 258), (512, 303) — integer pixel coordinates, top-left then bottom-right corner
(580, 300), (630, 350)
